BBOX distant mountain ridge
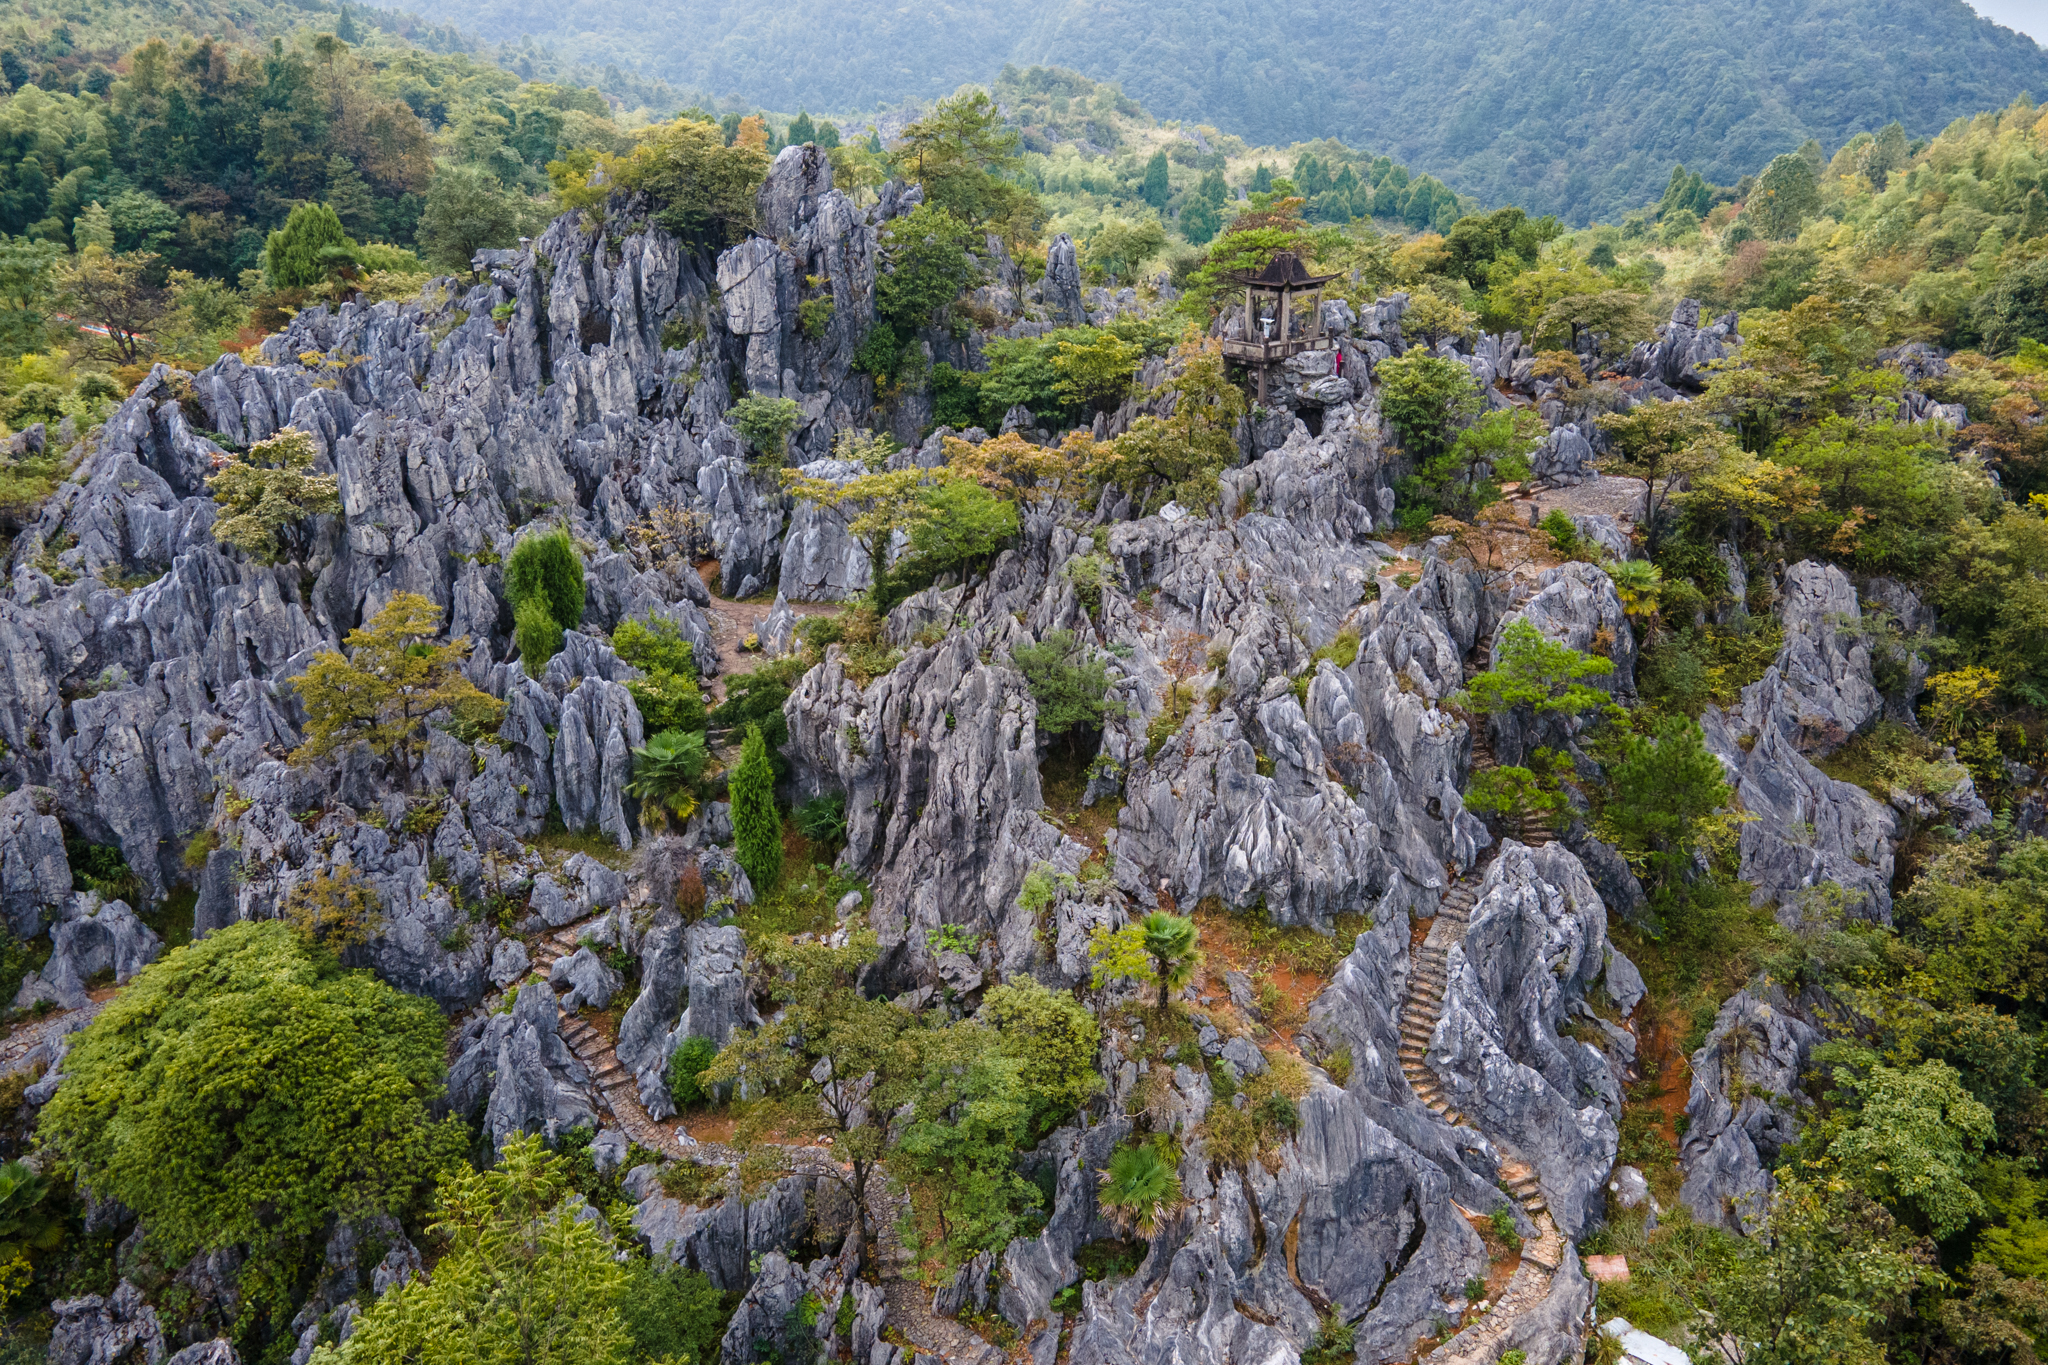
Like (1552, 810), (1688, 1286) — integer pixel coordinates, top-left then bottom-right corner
(362, 0), (2048, 222)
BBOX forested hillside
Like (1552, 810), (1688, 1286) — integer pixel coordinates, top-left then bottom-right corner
(361, 0), (2048, 221)
(10, 8), (2048, 1365)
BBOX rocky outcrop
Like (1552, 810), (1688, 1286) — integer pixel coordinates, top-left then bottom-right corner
(1487, 561), (1637, 767)
(784, 623), (1085, 987)
(1060, 1082), (1489, 1365)
(1679, 986), (1820, 1233)
(1428, 843), (1626, 1240)
(1043, 234), (1086, 328)
(1702, 562), (1897, 924)
(1618, 300), (1740, 393)
(633, 1170), (814, 1291)
(445, 982), (597, 1148)
(1530, 424), (1598, 487)
(51, 1281), (165, 1365)
(14, 893), (162, 1011)
(0, 785), (70, 938)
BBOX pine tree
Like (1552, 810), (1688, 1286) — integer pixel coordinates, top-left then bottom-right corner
(789, 110), (817, 146)
(730, 723), (783, 891)
(866, 129), (883, 155)
(334, 5), (362, 43)
(264, 202), (354, 289)
(504, 528), (585, 632)
(1141, 150), (1170, 209)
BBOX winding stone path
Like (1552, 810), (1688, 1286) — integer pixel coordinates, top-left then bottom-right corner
(1398, 650), (1574, 1365)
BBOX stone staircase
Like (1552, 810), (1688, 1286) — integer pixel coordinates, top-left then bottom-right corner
(1397, 640), (1572, 1365)
(532, 919), (686, 1159)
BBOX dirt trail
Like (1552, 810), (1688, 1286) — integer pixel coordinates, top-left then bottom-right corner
(694, 561), (835, 701)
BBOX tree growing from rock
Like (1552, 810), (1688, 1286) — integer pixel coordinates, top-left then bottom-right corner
(730, 722), (783, 890)
(627, 728), (708, 829)
(700, 932), (913, 1274)
(207, 427), (342, 563)
(1098, 1139), (1183, 1237)
(728, 394), (803, 467)
(1459, 619), (1616, 719)
(38, 921), (461, 1282)
(505, 528), (584, 677)
(1139, 910), (1201, 1010)
(291, 592), (504, 790)
(316, 1133), (631, 1365)
(262, 201), (355, 290)
(1010, 629), (1120, 751)
(781, 462), (938, 607)
(1375, 350), (1484, 459)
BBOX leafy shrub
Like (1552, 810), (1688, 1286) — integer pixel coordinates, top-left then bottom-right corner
(614, 616), (706, 734)
(728, 394), (802, 464)
(1097, 1141), (1182, 1237)
(513, 597), (563, 679)
(794, 793), (848, 845)
(207, 428), (341, 564)
(1010, 630), (1120, 747)
(666, 1034), (719, 1107)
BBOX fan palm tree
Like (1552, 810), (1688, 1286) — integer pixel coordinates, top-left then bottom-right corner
(1140, 911), (1199, 1010)
(627, 729), (708, 829)
(1098, 1141), (1182, 1238)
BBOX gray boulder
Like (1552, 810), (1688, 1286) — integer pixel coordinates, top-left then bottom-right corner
(551, 945), (624, 1010)
(15, 893), (163, 1012)
(445, 982), (597, 1149)
(1530, 424), (1598, 487)
(1679, 986), (1820, 1233)
(1043, 234), (1086, 327)
(0, 785), (70, 938)
(163, 1342), (238, 1365)
(51, 1280), (165, 1365)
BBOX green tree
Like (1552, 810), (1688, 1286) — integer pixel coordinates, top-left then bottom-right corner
(892, 90), (1039, 239)
(874, 203), (979, 341)
(619, 1259), (732, 1365)
(1397, 406), (1541, 524)
(1180, 197), (1222, 246)
(291, 592), (504, 789)
(900, 478), (1019, 585)
(896, 1021), (1040, 1257)
(417, 165), (526, 273)
(0, 236), (61, 356)
(1085, 216), (1168, 283)
(207, 428), (341, 563)
(1698, 1171), (1926, 1365)
(665, 1035), (719, 1106)
(617, 116), (769, 249)
(1596, 399), (1723, 555)
(1009, 630), (1117, 748)
(1464, 750), (1574, 833)
(1810, 1058), (1996, 1240)
(1595, 712), (1732, 901)
(701, 933), (913, 1272)
(1052, 329), (1143, 410)
(1140, 151), (1170, 209)
(980, 978), (1103, 1136)
(1459, 619), (1616, 718)
(613, 616), (706, 734)
(505, 528), (586, 633)
(38, 920), (459, 1269)
(56, 246), (166, 365)
(788, 111), (817, 146)
(730, 722), (783, 890)
(1747, 150), (1822, 241)
(319, 1133), (630, 1365)
(1375, 350), (1484, 459)
(727, 393), (804, 464)
(514, 598), (562, 680)
(1104, 333), (1244, 513)
(263, 201), (354, 290)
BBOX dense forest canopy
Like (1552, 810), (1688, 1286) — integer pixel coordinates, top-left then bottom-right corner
(352, 0), (2048, 222)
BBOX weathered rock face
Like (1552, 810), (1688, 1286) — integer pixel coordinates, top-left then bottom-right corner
(784, 624), (1086, 987)
(1701, 562), (1897, 924)
(1530, 424), (1598, 487)
(1429, 843), (1628, 1240)
(0, 785), (71, 938)
(51, 1280), (165, 1365)
(1618, 300), (1741, 393)
(1059, 1084), (1489, 1365)
(1487, 560), (1637, 767)
(632, 1170), (814, 1292)
(1679, 986), (1821, 1233)
(14, 893), (162, 1011)
(1043, 233), (1087, 328)
(445, 982), (597, 1148)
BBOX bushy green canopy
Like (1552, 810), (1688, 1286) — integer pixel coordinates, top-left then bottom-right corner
(37, 920), (460, 1264)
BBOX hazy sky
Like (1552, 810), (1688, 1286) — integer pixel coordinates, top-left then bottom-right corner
(1974, 0), (2047, 42)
